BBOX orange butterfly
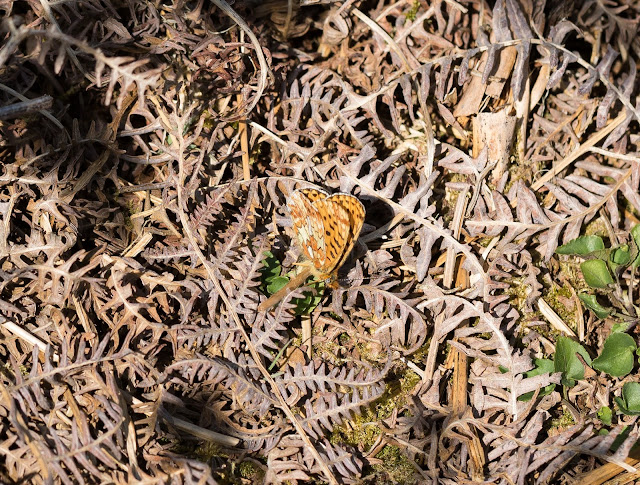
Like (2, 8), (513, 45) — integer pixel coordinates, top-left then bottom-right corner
(259, 188), (365, 311)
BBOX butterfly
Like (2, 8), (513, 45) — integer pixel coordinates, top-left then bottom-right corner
(258, 188), (365, 311)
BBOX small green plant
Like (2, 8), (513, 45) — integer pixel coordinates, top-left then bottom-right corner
(260, 251), (323, 314)
(518, 335), (639, 416)
(555, 225), (640, 330)
(597, 406), (613, 425)
(591, 332), (637, 377)
(517, 358), (556, 401)
(553, 336), (592, 387)
(552, 334), (638, 382)
(553, 335), (640, 417)
(615, 382), (640, 416)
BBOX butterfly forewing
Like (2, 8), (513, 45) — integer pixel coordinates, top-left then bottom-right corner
(325, 194), (365, 271)
(297, 188), (329, 203)
(312, 197), (354, 274)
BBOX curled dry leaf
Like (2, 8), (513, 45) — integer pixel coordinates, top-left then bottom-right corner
(1, 0), (640, 483)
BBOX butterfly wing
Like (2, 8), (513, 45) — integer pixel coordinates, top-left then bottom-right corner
(328, 194), (365, 270)
(287, 189), (328, 269)
(297, 188), (329, 203)
(312, 194), (365, 274)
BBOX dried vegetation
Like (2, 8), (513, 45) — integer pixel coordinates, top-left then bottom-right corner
(1, 0), (640, 483)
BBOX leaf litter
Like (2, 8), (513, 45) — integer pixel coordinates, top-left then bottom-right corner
(1, 0), (640, 483)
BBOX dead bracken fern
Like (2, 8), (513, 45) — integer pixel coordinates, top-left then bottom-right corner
(1, 0), (640, 484)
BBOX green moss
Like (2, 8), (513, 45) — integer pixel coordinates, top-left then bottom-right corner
(504, 276), (529, 313)
(550, 409), (576, 429)
(332, 412), (419, 482)
(620, 198), (640, 221)
(117, 199), (141, 232)
(545, 285), (573, 313)
(553, 262), (591, 303)
(192, 440), (223, 462)
(583, 219), (608, 238)
(170, 442), (195, 455)
(330, 407), (381, 449)
(542, 282), (579, 336)
(405, 0), (421, 21)
(338, 332), (351, 345)
(503, 273), (544, 336)
(443, 182), (467, 224)
(400, 369), (421, 393)
(173, 439), (266, 483)
(331, 370), (421, 449)
(237, 460), (265, 482)
(320, 328), (423, 482)
(504, 150), (543, 194)
(317, 319), (387, 368)
(327, 311), (344, 323)
(315, 339), (347, 366)
(476, 236), (497, 248)
(372, 445), (418, 484)
(409, 341), (431, 365)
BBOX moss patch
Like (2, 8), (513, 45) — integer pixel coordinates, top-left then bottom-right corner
(372, 445), (418, 484)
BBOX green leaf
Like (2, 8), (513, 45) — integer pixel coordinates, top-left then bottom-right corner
(267, 276), (289, 295)
(592, 333), (637, 377)
(610, 244), (631, 265)
(291, 280), (324, 315)
(260, 251), (283, 294)
(598, 406), (613, 426)
(517, 358), (557, 401)
(580, 259), (614, 288)
(612, 321), (632, 333)
(556, 235), (605, 255)
(615, 382), (640, 415)
(259, 252), (323, 314)
(608, 244), (632, 275)
(631, 224), (640, 268)
(554, 336), (592, 387)
(588, 248), (612, 262)
(578, 293), (612, 319)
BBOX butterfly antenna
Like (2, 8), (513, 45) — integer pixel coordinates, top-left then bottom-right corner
(335, 268), (388, 285)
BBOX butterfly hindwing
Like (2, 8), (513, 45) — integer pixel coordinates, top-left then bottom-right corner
(287, 189), (327, 269)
